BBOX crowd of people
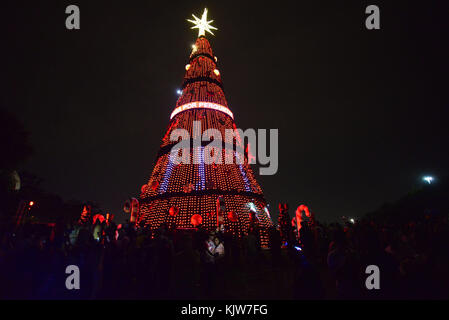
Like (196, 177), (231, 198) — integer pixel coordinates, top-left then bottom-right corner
(293, 213), (449, 299)
(0, 209), (447, 300)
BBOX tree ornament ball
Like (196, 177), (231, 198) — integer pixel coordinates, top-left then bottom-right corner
(228, 211), (238, 222)
(191, 214), (203, 226)
(169, 206), (179, 216)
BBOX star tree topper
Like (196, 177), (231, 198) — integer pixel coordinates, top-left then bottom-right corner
(187, 8), (218, 37)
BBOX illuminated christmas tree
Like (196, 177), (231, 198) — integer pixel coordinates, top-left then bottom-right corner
(139, 9), (273, 246)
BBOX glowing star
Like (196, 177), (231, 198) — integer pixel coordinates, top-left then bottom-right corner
(187, 8), (218, 37)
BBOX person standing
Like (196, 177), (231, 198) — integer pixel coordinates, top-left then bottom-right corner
(211, 237), (225, 259)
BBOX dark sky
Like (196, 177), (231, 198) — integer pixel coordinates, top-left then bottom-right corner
(2, 0), (448, 222)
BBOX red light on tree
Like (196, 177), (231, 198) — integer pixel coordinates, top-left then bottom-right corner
(169, 206), (179, 216)
(191, 214), (203, 227)
(227, 211), (238, 222)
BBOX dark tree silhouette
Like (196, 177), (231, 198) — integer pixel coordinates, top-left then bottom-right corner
(0, 107), (33, 171)
(0, 108), (33, 220)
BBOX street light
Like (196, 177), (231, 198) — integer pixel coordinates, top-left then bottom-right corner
(423, 176), (434, 184)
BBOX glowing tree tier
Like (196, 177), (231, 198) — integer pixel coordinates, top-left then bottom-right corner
(139, 36), (273, 246)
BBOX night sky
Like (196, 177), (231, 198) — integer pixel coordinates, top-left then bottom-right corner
(2, 1), (448, 222)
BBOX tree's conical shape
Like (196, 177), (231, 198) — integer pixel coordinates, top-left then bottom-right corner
(139, 36), (273, 246)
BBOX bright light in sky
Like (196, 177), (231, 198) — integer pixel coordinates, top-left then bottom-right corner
(423, 176), (434, 184)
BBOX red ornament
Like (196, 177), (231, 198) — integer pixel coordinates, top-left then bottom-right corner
(227, 211), (238, 222)
(169, 206), (179, 216)
(191, 214), (202, 226)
